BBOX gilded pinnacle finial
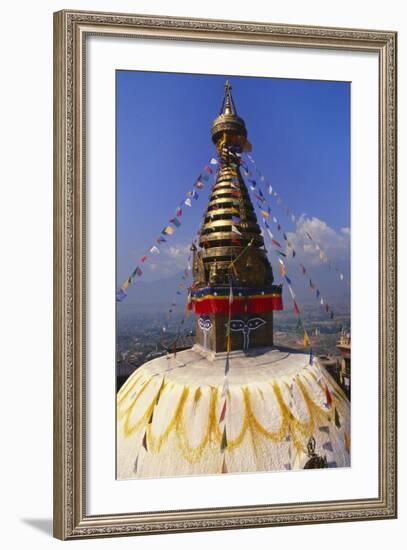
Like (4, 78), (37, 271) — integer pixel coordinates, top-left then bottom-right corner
(221, 80), (236, 116)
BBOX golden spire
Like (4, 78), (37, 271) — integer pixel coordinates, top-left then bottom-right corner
(193, 82), (273, 289)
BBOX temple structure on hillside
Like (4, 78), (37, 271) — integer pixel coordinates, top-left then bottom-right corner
(116, 82), (351, 480)
(189, 81), (283, 353)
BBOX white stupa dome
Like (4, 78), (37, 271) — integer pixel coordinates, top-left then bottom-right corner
(117, 345), (350, 479)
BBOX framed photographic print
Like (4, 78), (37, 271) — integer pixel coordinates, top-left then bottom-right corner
(53, 9), (397, 540)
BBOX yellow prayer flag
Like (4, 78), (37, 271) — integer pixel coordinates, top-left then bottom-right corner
(122, 279), (130, 290)
(164, 225), (175, 235)
(279, 263), (286, 277)
(303, 329), (310, 347)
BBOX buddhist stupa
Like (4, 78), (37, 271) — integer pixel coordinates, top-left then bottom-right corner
(117, 82), (350, 479)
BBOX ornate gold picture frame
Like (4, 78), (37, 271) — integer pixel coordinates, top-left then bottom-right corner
(53, 9), (397, 540)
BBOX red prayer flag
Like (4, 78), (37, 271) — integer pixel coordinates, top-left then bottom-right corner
(140, 256), (148, 263)
(219, 399), (227, 423)
(325, 385), (333, 408)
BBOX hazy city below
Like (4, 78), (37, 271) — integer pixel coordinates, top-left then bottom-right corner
(117, 299), (350, 390)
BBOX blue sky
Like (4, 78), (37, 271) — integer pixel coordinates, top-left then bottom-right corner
(117, 70), (350, 307)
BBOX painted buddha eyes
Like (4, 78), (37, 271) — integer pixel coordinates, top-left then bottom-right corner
(247, 318), (266, 330)
(230, 320), (245, 331)
(198, 316), (212, 331)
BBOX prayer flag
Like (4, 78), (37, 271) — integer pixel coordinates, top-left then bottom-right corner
(288, 285), (296, 300)
(170, 217), (181, 228)
(220, 426), (228, 452)
(272, 239), (281, 247)
(260, 210), (270, 219)
(204, 165), (213, 174)
(122, 279), (130, 290)
(149, 245), (159, 254)
(140, 256), (148, 263)
(194, 180), (205, 189)
(231, 225), (241, 235)
(309, 348), (314, 366)
(221, 378), (229, 398)
(292, 249), (296, 258)
(231, 238), (241, 246)
(325, 385), (333, 408)
(340, 273), (344, 280)
(219, 400), (227, 423)
(184, 198), (192, 207)
(162, 225), (175, 235)
(225, 354), (230, 375)
(201, 173), (209, 181)
(303, 329), (310, 347)
(309, 279), (315, 289)
(176, 207), (182, 217)
(334, 408), (341, 428)
(157, 236), (166, 244)
(276, 250), (287, 257)
(268, 184), (273, 195)
(293, 300), (300, 315)
(232, 216), (241, 223)
(142, 431), (148, 451)
(283, 233), (287, 241)
(210, 157), (218, 165)
(134, 266), (143, 277)
(116, 287), (127, 302)
(279, 260), (286, 277)
(285, 275), (292, 285)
